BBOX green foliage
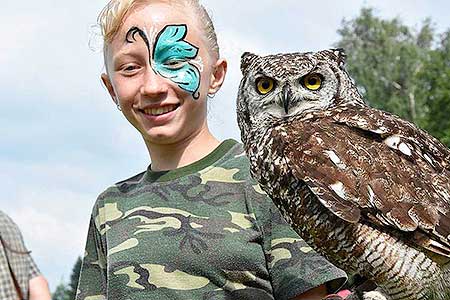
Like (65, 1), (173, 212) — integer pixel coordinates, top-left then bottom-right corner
(335, 8), (450, 147)
(417, 31), (450, 146)
(67, 256), (82, 300)
(52, 282), (70, 300)
(52, 256), (82, 300)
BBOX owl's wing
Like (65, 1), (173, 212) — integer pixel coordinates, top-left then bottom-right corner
(331, 104), (450, 172)
(281, 104), (450, 257)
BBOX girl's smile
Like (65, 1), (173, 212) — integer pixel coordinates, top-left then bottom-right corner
(138, 103), (180, 126)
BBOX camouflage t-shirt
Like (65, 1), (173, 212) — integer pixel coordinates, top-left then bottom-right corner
(76, 140), (346, 300)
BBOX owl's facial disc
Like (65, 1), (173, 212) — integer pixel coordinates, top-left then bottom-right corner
(247, 64), (338, 122)
(283, 68), (338, 116)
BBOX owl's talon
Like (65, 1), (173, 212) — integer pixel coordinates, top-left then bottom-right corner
(322, 294), (344, 300)
(362, 291), (389, 300)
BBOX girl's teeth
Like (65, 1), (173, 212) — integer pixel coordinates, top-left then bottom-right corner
(152, 107), (164, 115)
(144, 105), (176, 116)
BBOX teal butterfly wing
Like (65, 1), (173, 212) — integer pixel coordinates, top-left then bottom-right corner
(152, 24), (201, 99)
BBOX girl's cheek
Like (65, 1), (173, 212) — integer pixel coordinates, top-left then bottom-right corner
(114, 79), (135, 98)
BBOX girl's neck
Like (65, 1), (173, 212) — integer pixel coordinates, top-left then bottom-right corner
(145, 126), (221, 172)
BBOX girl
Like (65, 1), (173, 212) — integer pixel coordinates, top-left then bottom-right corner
(76, 1), (347, 299)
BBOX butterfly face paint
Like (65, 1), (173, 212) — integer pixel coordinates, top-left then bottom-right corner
(125, 24), (201, 100)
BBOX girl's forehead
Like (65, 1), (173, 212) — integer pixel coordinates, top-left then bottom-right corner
(121, 3), (198, 35)
(108, 3), (203, 50)
(105, 2), (211, 63)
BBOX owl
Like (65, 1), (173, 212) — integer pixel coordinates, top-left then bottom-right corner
(236, 49), (450, 300)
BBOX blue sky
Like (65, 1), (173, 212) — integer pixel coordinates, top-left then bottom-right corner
(1, 0), (449, 291)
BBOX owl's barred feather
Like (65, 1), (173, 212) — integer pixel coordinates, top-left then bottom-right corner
(237, 49), (450, 300)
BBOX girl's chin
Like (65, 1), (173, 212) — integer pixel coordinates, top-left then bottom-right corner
(141, 127), (184, 145)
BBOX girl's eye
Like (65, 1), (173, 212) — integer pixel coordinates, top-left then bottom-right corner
(164, 60), (187, 69)
(123, 65), (139, 72)
(119, 64), (141, 76)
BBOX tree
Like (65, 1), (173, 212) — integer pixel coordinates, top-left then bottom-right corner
(52, 256), (83, 300)
(417, 31), (450, 145)
(52, 282), (70, 300)
(335, 8), (433, 127)
(67, 256), (83, 300)
(335, 8), (450, 147)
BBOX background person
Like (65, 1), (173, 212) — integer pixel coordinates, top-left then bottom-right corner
(0, 210), (51, 300)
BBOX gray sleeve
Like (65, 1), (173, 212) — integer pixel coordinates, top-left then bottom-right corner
(76, 216), (108, 300)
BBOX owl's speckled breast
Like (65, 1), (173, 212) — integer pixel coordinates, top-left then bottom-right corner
(244, 121), (446, 300)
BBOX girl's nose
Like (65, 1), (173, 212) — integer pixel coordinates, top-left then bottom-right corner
(140, 68), (168, 97)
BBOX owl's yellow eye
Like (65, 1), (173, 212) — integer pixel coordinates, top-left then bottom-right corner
(303, 74), (322, 91)
(256, 78), (275, 95)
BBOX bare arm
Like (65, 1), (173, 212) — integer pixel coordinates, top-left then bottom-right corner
(291, 284), (328, 300)
(29, 275), (51, 300)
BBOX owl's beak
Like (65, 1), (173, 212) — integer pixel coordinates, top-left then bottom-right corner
(282, 85), (292, 114)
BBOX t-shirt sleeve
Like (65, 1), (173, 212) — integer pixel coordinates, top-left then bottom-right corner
(76, 213), (108, 300)
(248, 184), (347, 300)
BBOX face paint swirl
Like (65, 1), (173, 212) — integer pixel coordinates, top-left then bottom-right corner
(126, 24), (202, 100)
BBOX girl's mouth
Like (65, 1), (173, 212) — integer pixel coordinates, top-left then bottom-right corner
(141, 104), (180, 116)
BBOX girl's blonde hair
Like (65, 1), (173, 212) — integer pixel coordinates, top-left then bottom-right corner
(98, 0), (219, 59)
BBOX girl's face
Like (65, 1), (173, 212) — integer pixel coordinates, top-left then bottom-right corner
(102, 2), (225, 145)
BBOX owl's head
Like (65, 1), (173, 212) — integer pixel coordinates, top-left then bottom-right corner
(237, 49), (363, 143)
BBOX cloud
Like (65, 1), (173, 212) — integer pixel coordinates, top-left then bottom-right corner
(4, 188), (91, 287)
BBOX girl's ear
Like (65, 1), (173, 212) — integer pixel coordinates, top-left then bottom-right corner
(208, 58), (228, 95)
(101, 73), (118, 105)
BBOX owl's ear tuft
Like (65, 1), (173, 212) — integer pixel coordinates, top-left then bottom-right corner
(330, 48), (346, 69)
(241, 52), (259, 75)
